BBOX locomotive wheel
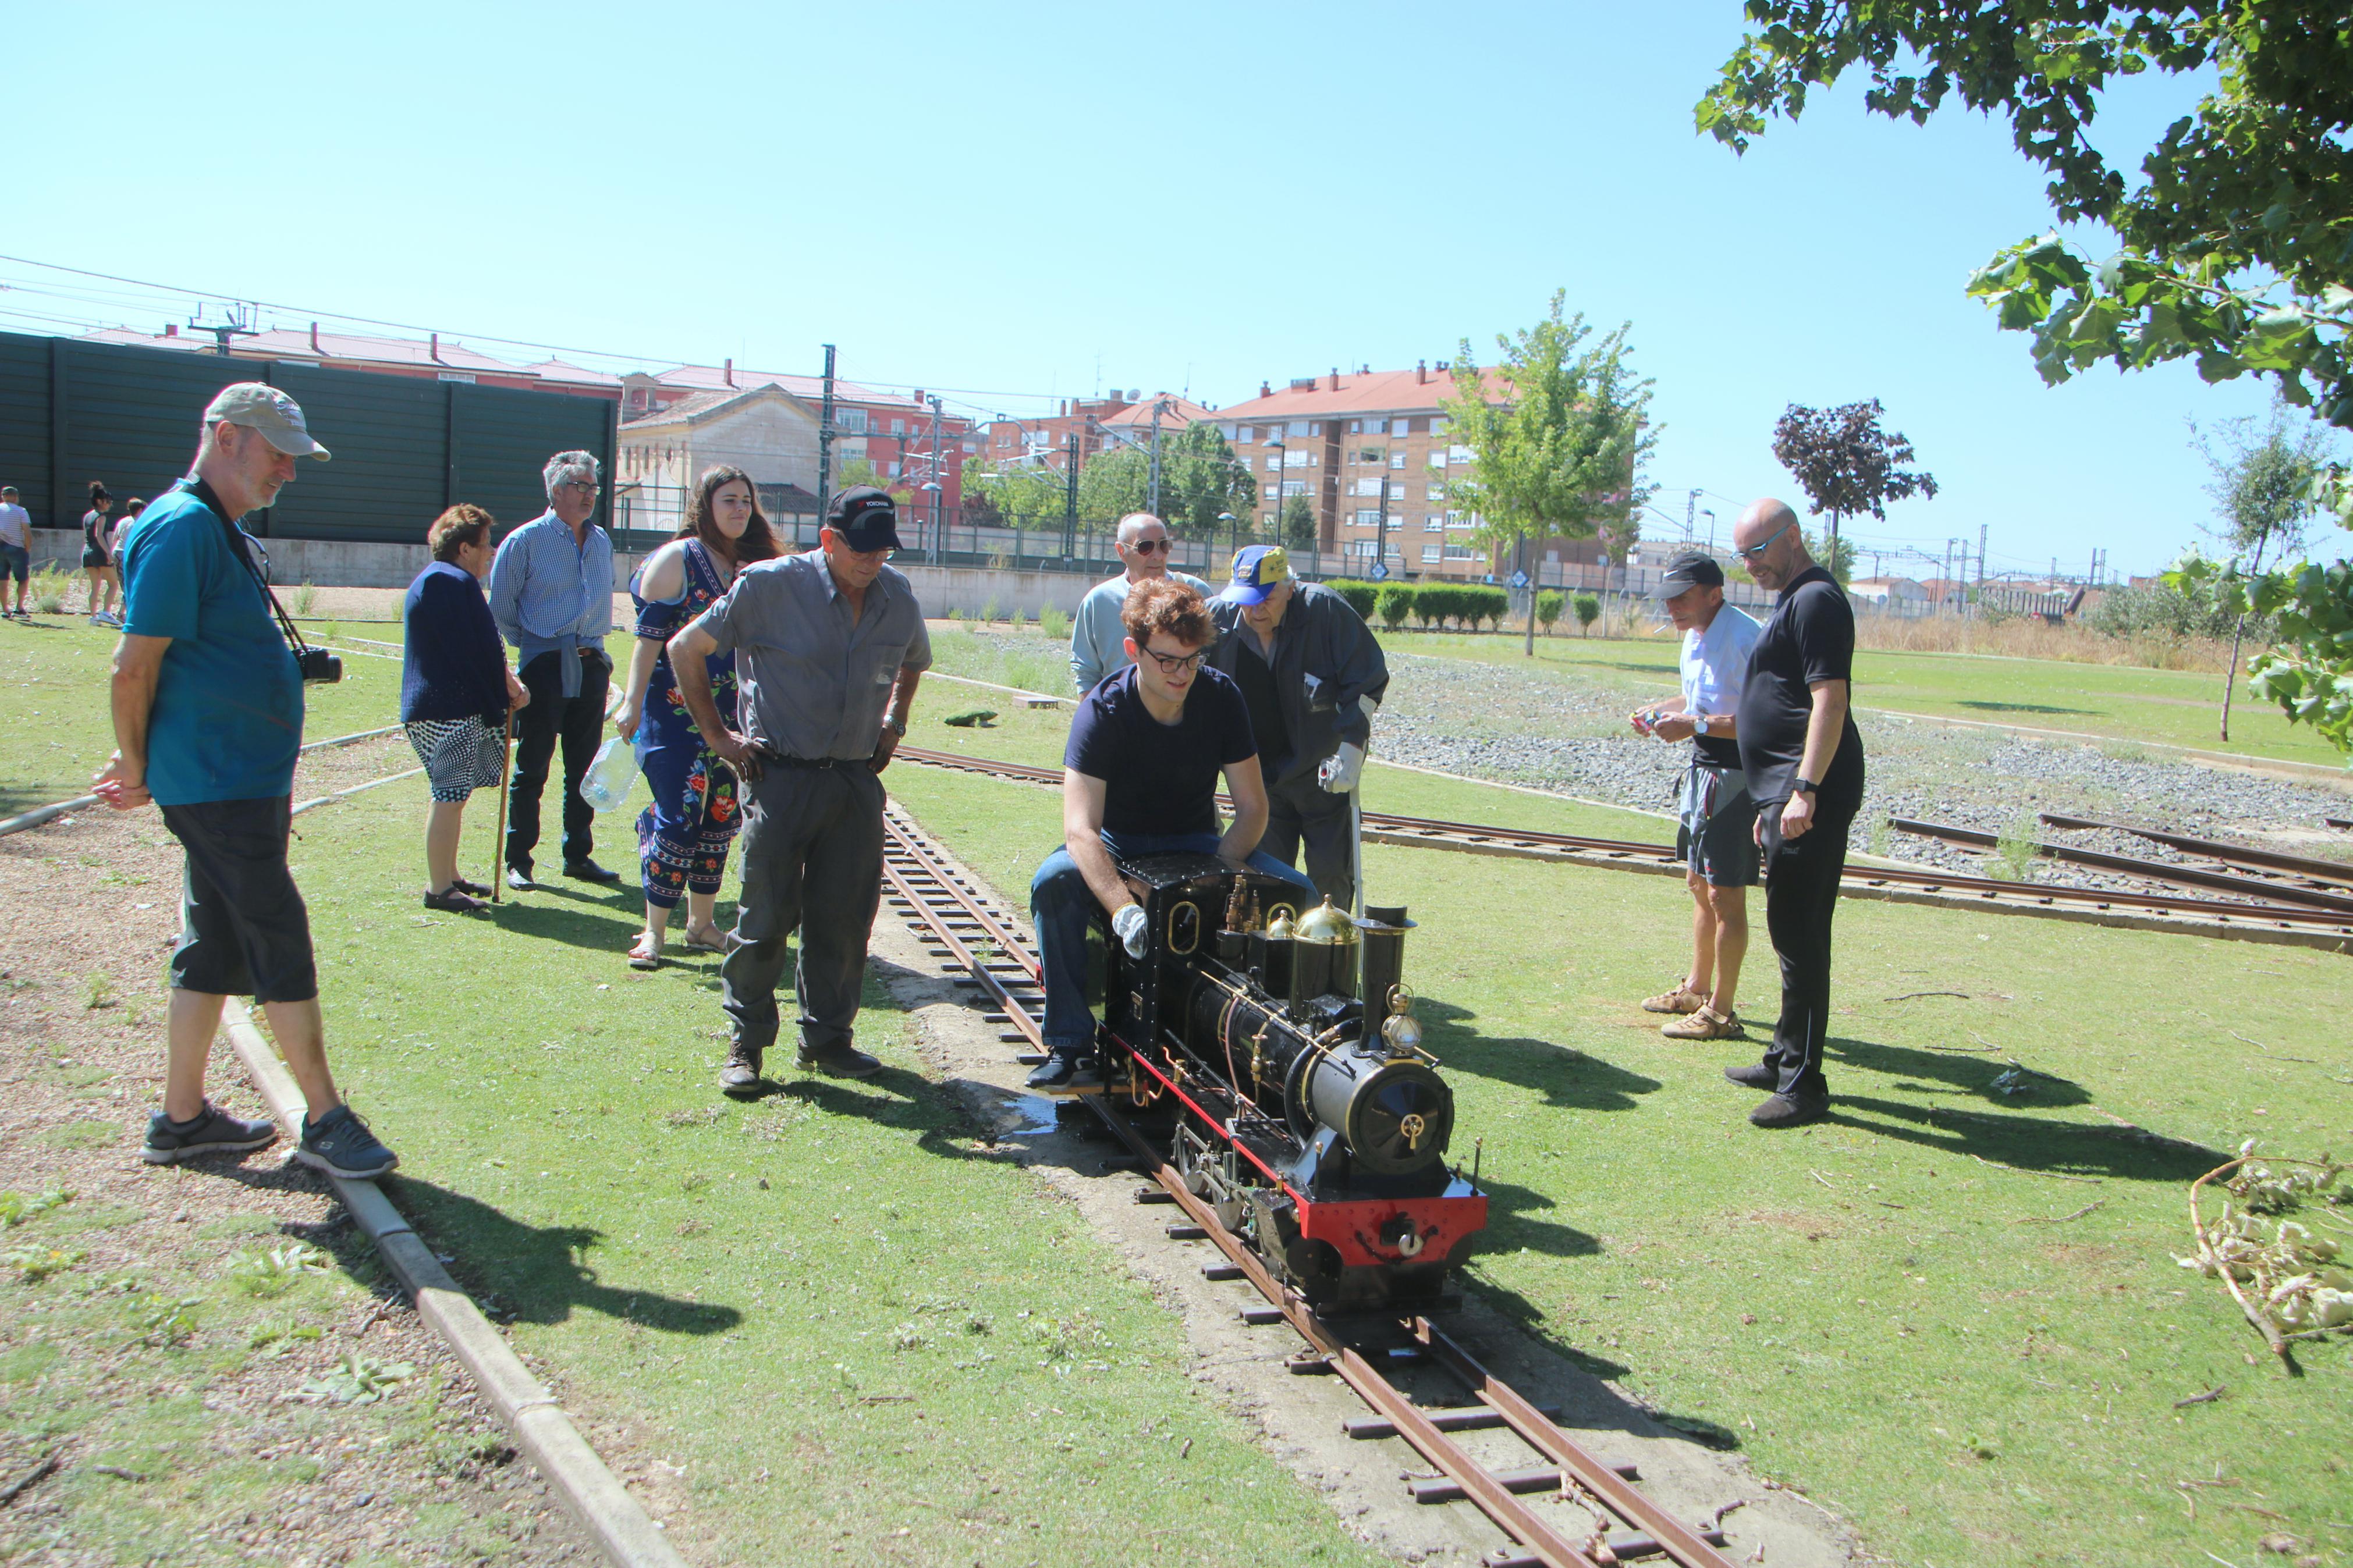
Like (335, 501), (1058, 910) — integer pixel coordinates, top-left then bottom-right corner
(1171, 1124), (1210, 1196)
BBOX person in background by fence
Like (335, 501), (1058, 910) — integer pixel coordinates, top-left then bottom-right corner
(82, 480), (120, 627)
(613, 465), (776, 969)
(1631, 550), (1761, 1042)
(1206, 545), (1389, 911)
(489, 450), (618, 891)
(1727, 499), (1865, 1129)
(402, 504), (529, 915)
(112, 497), (145, 562)
(666, 486), (931, 1092)
(95, 382), (397, 1181)
(0, 485), (29, 619)
(1070, 511), (1211, 692)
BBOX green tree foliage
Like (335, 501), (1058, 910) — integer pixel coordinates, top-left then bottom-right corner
(1078, 427), (1257, 539)
(1573, 592), (1602, 635)
(1325, 581), (1381, 621)
(1802, 528), (1861, 587)
(1698, 3), (2353, 425)
(1376, 584), (1414, 631)
(963, 464), (1067, 531)
(1536, 589), (1565, 633)
(1279, 494), (1319, 550)
(1444, 291), (1658, 654)
(2188, 401), (2336, 735)
(1771, 400), (1937, 579)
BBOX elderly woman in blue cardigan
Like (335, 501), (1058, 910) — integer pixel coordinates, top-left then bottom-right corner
(402, 505), (528, 912)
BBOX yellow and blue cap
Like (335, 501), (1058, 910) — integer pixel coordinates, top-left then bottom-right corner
(1222, 544), (1294, 605)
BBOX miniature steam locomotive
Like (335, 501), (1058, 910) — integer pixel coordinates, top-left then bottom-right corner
(1095, 853), (1486, 1311)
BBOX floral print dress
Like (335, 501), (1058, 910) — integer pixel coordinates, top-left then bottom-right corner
(630, 540), (741, 908)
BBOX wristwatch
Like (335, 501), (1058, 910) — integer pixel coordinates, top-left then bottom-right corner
(1693, 714), (1710, 737)
(1791, 777), (1819, 795)
(883, 715), (907, 737)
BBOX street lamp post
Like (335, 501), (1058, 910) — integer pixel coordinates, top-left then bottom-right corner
(1266, 440), (1286, 542)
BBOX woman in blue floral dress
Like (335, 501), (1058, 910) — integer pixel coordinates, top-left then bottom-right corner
(612, 465), (778, 967)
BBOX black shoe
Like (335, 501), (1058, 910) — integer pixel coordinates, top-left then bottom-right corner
(450, 876), (492, 898)
(796, 1041), (881, 1079)
(1026, 1054), (1103, 1096)
(505, 865), (535, 892)
(719, 1044), (763, 1094)
(1723, 1062), (1777, 1089)
(423, 887), (488, 913)
(142, 1101), (278, 1164)
(1749, 1091), (1830, 1129)
(565, 858), (622, 884)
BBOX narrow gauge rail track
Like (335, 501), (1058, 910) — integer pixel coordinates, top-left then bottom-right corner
(2035, 811), (2353, 891)
(895, 746), (2353, 944)
(879, 808), (1741, 1568)
(1887, 818), (2353, 915)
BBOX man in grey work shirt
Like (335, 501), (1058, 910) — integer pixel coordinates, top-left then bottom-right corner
(669, 486), (931, 1091)
(487, 450), (618, 889)
(1069, 511), (1211, 692)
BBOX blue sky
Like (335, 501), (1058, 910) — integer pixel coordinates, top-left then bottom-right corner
(6, 2), (2312, 578)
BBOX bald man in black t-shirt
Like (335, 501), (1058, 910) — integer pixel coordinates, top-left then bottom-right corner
(1727, 499), (1865, 1129)
(1026, 578), (1314, 1094)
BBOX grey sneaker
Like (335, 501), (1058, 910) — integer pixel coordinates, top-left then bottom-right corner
(296, 1105), (399, 1179)
(795, 1041), (881, 1079)
(142, 1101), (278, 1164)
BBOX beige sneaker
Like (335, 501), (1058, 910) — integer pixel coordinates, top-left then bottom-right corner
(1640, 982), (1705, 1015)
(1662, 1005), (1743, 1041)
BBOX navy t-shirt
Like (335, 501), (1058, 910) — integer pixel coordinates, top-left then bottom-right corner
(1065, 664), (1258, 837)
(1737, 565), (1865, 812)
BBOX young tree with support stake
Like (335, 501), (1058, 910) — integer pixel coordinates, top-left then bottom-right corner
(1769, 401), (1936, 584)
(1444, 291), (1657, 656)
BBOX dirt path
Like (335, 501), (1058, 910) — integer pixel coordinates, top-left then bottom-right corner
(0, 797), (597, 1566)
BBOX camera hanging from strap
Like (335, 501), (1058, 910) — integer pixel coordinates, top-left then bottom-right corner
(186, 478), (343, 684)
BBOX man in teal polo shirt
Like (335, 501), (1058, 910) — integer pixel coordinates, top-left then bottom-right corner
(95, 383), (397, 1181)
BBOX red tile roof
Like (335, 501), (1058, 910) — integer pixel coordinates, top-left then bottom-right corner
(1213, 366), (1510, 421)
(1098, 394), (1216, 431)
(652, 364), (924, 409)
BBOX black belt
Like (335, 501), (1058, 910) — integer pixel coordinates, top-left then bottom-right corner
(755, 747), (860, 770)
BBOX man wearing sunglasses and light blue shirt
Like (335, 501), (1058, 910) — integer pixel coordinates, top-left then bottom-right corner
(1068, 511), (1211, 693)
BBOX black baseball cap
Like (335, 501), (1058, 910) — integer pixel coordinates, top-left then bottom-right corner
(826, 485), (902, 552)
(1658, 550), (1725, 596)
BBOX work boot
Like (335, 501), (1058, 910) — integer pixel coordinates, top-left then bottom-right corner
(796, 1040), (881, 1079)
(1749, 1091), (1830, 1129)
(718, 1043), (763, 1094)
(1722, 1062), (1777, 1089)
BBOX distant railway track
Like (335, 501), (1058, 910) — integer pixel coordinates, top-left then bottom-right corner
(893, 746), (2353, 952)
(880, 807), (1741, 1568)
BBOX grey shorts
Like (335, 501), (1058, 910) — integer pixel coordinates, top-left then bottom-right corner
(1676, 767), (1761, 888)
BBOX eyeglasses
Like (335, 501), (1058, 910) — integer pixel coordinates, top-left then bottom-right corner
(1736, 521), (1791, 560)
(1127, 538), (1171, 554)
(1142, 646), (1206, 675)
(564, 482), (602, 496)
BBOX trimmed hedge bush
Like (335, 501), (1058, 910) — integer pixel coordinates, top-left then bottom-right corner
(1307, 579), (1514, 632)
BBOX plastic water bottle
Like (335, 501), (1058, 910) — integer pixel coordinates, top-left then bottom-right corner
(580, 737), (640, 812)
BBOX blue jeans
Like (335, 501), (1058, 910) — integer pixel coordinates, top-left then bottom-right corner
(1030, 830), (1314, 1055)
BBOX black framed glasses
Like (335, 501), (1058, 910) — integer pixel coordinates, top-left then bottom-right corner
(1736, 520), (1791, 559)
(1142, 646), (1206, 675)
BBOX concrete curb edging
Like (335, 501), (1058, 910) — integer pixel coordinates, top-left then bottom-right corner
(217, 999), (691, 1568)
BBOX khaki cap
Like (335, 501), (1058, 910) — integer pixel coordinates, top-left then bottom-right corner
(203, 382), (331, 460)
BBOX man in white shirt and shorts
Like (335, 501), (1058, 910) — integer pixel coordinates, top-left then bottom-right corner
(1631, 550), (1760, 1041)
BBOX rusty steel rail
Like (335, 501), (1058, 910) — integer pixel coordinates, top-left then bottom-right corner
(1888, 817), (2353, 915)
(2036, 811), (2353, 889)
(897, 745), (2353, 938)
(879, 805), (1739, 1568)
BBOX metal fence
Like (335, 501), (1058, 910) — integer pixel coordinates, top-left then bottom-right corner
(0, 330), (617, 543)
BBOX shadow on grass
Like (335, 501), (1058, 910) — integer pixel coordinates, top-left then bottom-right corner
(1954, 699), (2095, 716)
(1827, 1090), (2227, 1182)
(487, 895), (645, 955)
(1827, 1034), (2091, 1107)
(390, 1176), (742, 1335)
(1419, 996), (1660, 1112)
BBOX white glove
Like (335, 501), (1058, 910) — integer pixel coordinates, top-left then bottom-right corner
(1112, 902), (1149, 958)
(1318, 741), (1367, 794)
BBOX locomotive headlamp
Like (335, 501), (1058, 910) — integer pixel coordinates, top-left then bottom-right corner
(1380, 984), (1424, 1055)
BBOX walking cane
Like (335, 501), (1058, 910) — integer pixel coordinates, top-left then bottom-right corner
(489, 707), (516, 905)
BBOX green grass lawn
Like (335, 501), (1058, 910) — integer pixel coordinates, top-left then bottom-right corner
(1350, 627), (2345, 769)
(0, 619), (403, 815)
(886, 759), (2353, 1568)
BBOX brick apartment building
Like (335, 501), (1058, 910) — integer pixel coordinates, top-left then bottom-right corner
(977, 391), (1216, 475)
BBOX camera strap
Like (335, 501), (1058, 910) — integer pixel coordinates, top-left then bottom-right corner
(182, 478), (322, 658)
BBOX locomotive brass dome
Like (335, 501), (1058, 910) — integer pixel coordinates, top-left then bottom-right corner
(1294, 897), (1359, 945)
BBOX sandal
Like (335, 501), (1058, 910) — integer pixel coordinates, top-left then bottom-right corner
(423, 887), (488, 914)
(627, 933), (663, 970)
(1662, 1005), (1744, 1041)
(679, 927), (741, 956)
(1639, 982), (1705, 1015)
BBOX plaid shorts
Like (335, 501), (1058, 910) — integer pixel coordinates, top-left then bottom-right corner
(405, 716), (505, 803)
